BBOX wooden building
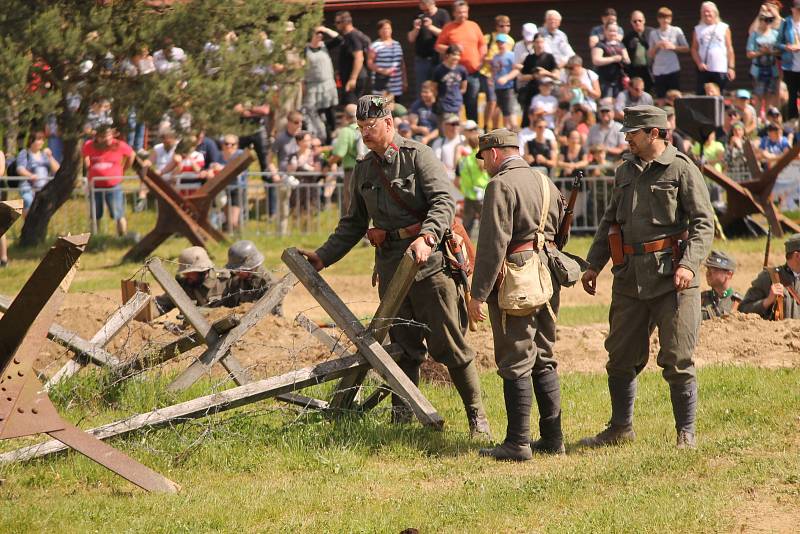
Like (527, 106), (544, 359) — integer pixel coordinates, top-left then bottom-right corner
(323, 0), (759, 103)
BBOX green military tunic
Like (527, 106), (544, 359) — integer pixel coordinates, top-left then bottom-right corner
(739, 265), (800, 319)
(471, 157), (564, 380)
(315, 133), (473, 368)
(700, 288), (742, 320)
(154, 269), (232, 315)
(585, 143), (714, 383)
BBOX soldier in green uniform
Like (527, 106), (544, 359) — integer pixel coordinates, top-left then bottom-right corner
(299, 95), (491, 438)
(739, 234), (800, 319)
(154, 246), (232, 315)
(579, 105), (714, 450)
(700, 250), (742, 320)
(467, 129), (565, 461)
(223, 240), (284, 316)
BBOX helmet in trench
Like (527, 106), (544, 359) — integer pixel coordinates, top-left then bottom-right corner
(226, 240), (264, 271)
(176, 246), (214, 275)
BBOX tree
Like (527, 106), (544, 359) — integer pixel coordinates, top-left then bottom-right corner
(0, 0), (321, 246)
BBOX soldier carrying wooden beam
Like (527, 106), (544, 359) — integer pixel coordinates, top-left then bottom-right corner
(298, 95), (491, 440)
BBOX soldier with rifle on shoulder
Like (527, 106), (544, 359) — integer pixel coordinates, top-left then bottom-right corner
(740, 233), (800, 320)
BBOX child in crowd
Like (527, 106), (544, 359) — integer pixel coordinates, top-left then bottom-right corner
(431, 45), (468, 122)
(409, 80), (440, 144)
(492, 34), (518, 129)
(530, 78), (559, 129)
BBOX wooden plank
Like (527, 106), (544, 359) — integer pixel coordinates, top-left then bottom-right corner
(295, 313), (351, 358)
(0, 199), (23, 237)
(282, 248), (443, 429)
(166, 273), (298, 392)
(330, 252), (418, 410)
(0, 350), (382, 464)
(111, 315), (240, 379)
(147, 259), (218, 345)
(0, 295), (119, 369)
(194, 150), (254, 200)
(276, 393), (330, 411)
(44, 292), (151, 388)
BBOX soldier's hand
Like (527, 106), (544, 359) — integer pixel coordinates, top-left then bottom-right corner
(467, 297), (487, 323)
(673, 266), (694, 292)
(408, 236), (432, 265)
(298, 249), (325, 271)
(581, 269), (598, 295)
(763, 283), (784, 308)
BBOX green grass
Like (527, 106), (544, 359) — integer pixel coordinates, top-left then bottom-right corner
(1, 366), (798, 533)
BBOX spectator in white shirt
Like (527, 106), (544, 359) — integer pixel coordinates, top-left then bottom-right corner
(540, 10), (575, 68)
(529, 78), (559, 129)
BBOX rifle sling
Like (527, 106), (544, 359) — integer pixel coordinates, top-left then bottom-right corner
(371, 155), (427, 223)
(778, 270), (800, 306)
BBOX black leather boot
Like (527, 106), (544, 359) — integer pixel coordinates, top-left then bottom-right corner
(531, 370), (565, 455)
(448, 361), (492, 441)
(479, 377), (532, 461)
(579, 375), (637, 447)
(670, 379), (698, 449)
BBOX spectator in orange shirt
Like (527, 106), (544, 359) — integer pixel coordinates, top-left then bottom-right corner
(435, 0), (487, 122)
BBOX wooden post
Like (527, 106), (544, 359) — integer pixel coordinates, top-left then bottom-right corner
(282, 248), (443, 429)
(329, 252), (419, 410)
(0, 350), (390, 465)
(0, 199), (23, 237)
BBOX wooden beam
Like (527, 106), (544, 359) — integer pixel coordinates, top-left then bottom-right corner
(165, 273), (297, 392)
(44, 292), (151, 388)
(0, 199), (23, 237)
(330, 252), (418, 410)
(0, 350), (383, 464)
(282, 248), (443, 429)
(110, 315), (240, 379)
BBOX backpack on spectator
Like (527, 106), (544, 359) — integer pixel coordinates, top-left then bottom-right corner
(2, 157), (22, 189)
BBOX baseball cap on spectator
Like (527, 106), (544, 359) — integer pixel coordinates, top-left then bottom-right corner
(598, 102), (613, 112)
(463, 120), (479, 131)
(767, 106), (781, 117)
(443, 113), (461, 125)
(766, 123), (781, 131)
(495, 33), (510, 44)
(397, 122), (411, 133)
(522, 23), (538, 41)
(735, 89), (751, 100)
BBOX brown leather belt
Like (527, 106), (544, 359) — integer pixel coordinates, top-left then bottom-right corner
(507, 240), (556, 254)
(388, 222), (422, 241)
(622, 233), (685, 256)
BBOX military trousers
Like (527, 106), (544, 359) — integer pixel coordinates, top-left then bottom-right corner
(605, 287), (700, 384)
(486, 251), (560, 381)
(379, 267), (475, 369)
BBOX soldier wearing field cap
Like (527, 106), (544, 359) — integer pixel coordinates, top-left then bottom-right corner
(468, 128), (566, 461)
(299, 95), (491, 439)
(700, 250), (742, 320)
(222, 240), (284, 316)
(579, 105), (714, 450)
(740, 234), (800, 320)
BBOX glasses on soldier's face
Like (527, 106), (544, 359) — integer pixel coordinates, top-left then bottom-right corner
(357, 119), (383, 133)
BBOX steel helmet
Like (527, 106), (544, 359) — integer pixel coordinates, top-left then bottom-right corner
(176, 246), (214, 274)
(226, 240), (264, 271)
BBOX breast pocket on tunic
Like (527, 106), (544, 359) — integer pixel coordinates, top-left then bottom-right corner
(649, 180), (679, 226)
(613, 177), (632, 224)
(360, 181), (380, 216)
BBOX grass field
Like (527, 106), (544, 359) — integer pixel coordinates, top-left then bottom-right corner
(1, 366), (798, 533)
(2, 209), (799, 532)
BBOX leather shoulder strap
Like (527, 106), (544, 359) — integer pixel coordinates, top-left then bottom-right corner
(778, 270), (800, 305)
(371, 154), (427, 222)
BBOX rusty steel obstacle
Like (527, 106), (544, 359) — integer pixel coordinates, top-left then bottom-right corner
(0, 231), (179, 493)
(0, 246), (444, 467)
(122, 150), (255, 263)
(703, 141), (800, 237)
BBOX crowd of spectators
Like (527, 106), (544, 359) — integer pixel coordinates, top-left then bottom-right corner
(3, 0), (800, 258)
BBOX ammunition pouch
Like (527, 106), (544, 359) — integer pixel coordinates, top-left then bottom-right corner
(366, 228), (388, 248)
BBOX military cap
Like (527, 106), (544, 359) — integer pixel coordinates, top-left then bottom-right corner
(785, 233), (800, 254)
(703, 250), (736, 272)
(476, 128), (519, 159)
(620, 105), (670, 133)
(356, 94), (391, 121)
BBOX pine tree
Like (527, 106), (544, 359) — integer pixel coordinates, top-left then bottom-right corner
(0, 0), (321, 246)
